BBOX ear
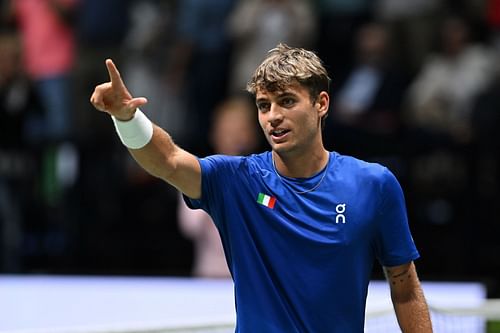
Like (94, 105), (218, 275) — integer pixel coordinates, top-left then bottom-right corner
(315, 91), (329, 118)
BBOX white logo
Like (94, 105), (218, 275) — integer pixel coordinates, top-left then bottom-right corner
(335, 204), (346, 224)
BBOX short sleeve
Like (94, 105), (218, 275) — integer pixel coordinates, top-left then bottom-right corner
(373, 168), (420, 267)
(183, 155), (242, 226)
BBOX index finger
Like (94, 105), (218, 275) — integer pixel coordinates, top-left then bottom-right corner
(105, 59), (125, 88)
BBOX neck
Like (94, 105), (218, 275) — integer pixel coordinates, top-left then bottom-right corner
(273, 147), (329, 178)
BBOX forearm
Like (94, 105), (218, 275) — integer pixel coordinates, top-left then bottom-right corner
(127, 124), (201, 199)
(392, 286), (433, 332)
(112, 111), (184, 181)
(91, 59), (201, 198)
(385, 262), (433, 332)
(129, 125), (177, 181)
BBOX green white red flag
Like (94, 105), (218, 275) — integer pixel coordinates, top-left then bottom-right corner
(257, 193), (276, 209)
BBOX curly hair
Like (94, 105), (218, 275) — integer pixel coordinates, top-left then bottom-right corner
(246, 43), (331, 101)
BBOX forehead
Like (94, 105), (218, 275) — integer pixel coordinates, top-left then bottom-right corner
(255, 81), (309, 100)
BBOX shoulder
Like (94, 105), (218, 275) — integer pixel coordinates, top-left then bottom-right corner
(333, 152), (389, 179)
(332, 152), (399, 194)
(201, 151), (269, 165)
(199, 151), (271, 175)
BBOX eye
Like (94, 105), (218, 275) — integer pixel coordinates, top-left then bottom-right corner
(281, 97), (295, 107)
(257, 102), (270, 113)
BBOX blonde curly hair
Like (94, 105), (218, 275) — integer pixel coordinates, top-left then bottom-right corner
(246, 43), (331, 127)
(246, 43), (330, 100)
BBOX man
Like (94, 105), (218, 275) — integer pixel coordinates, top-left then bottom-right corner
(91, 44), (433, 332)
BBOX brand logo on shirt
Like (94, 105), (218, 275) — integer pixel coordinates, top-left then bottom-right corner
(335, 204), (347, 224)
(257, 193), (276, 209)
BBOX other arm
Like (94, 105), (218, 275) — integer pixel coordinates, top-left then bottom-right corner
(384, 261), (433, 333)
(90, 59), (201, 199)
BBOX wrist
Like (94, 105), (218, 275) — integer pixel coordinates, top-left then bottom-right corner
(112, 109), (153, 149)
(113, 110), (136, 122)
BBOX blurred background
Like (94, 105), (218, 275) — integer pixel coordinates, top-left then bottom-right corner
(0, 0), (499, 298)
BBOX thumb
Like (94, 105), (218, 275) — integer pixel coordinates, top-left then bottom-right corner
(127, 97), (148, 110)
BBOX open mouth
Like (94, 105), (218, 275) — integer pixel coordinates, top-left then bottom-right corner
(270, 129), (290, 138)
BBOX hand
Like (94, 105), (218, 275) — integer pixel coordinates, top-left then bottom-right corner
(90, 59), (148, 121)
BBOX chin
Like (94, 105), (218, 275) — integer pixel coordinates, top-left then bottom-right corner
(270, 143), (295, 155)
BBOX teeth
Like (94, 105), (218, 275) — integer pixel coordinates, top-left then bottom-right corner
(273, 130), (286, 135)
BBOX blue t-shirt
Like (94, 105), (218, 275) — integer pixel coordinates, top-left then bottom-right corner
(185, 151), (419, 333)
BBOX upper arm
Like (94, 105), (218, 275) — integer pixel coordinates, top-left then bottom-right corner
(374, 168), (419, 266)
(167, 147), (202, 199)
(384, 261), (422, 303)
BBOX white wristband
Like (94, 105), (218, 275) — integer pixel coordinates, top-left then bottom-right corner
(112, 109), (153, 149)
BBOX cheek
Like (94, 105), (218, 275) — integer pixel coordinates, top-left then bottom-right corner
(299, 110), (321, 134)
(258, 115), (267, 131)
(296, 109), (313, 123)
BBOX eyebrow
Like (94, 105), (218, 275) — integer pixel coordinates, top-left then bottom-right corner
(277, 91), (298, 99)
(256, 90), (298, 103)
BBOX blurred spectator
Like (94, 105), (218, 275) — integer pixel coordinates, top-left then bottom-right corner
(73, 0), (132, 145)
(69, 0), (134, 268)
(178, 95), (260, 278)
(374, 0), (444, 73)
(405, 15), (497, 144)
(313, 0), (373, 83)
(122, 0), (187, 142)
(226, 0), (317, 93)
(0, 28), (76, 273)
(8, 0), (79, 210)
(0, 30), (40, 148)
(168, 0), (235, 151)
(402, 15), (498, 261)
(0, 29), (39, 272)
(327, 22), (409, 160)
(332, 23), (407, 134)
(9, 0), (78, 143)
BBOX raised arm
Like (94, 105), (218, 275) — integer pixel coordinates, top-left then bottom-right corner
(90, 59), (201, 199)
(384, 262), (433, 332)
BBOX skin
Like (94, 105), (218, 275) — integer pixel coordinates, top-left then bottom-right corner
(255, 82), (329, 178)
(90, 59), (432, 332)
(384, 262), (433, 332)
(91, 59), (201, 199)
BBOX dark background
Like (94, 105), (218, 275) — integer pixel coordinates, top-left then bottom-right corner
(1, 0), (499, 297)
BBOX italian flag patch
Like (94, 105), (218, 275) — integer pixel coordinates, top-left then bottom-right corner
(257, 193), (276, 209)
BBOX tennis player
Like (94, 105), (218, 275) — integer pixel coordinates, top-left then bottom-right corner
(91, 43), (432, 332)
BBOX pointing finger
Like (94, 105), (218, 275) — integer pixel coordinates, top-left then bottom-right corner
(105, 59), (125, 89)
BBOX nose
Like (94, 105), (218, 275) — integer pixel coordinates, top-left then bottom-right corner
(268, 104), (283, 126)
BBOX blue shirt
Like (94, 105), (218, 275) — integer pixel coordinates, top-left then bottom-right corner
(185, 151), (419, 332)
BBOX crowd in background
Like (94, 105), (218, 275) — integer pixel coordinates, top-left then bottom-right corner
(1, 0), (500, 296)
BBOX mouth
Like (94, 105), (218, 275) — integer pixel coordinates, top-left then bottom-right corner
(269, 128), (290, 141)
